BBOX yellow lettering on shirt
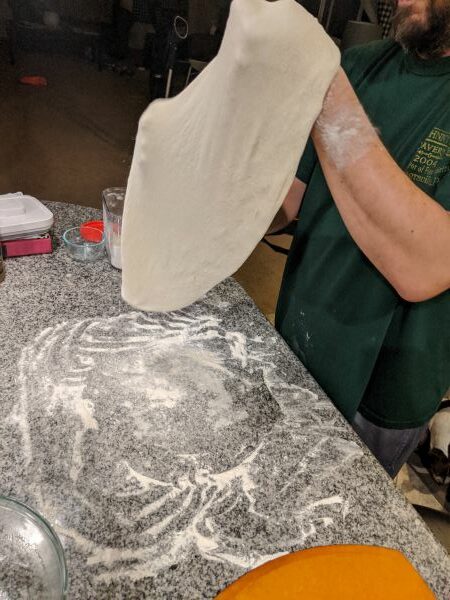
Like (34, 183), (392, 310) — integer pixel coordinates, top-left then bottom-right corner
(406, 127), (450, 187)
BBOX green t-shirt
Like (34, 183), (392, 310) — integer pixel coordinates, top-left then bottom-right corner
(276, 40), (450, 429)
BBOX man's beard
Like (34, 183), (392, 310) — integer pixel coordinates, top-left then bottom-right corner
(392, 0), (450, 59)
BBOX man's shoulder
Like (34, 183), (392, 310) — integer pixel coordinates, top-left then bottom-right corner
(342, 39), (401, 80)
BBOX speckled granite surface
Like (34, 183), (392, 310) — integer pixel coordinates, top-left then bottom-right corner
(1, 202), (449, 599)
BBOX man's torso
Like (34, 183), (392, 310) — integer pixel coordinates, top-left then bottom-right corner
(276, 40), (450, 428)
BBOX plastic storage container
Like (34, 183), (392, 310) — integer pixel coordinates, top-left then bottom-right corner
(0, 193), (54, 241)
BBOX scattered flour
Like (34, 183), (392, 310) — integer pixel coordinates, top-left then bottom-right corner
(11, 310), (363, 585)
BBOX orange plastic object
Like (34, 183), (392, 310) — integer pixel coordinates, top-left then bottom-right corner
(80, 221), (104, 242)
(216, 545), (436, 600)
(19, 76), (48, 87)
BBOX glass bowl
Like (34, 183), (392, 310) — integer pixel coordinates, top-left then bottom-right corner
(62, 226), (105, 262)
(0, 496), (67, 599)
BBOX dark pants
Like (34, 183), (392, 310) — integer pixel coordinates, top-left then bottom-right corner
(352, 412), (428, 478)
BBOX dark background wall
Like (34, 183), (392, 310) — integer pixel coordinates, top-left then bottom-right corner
(5, 1), (364, 34)
(299, 0), (362, 37)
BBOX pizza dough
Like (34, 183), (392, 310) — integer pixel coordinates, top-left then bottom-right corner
(122, 0), (340, 312)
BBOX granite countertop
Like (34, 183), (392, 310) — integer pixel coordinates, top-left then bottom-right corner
(1, 202), (449, 599)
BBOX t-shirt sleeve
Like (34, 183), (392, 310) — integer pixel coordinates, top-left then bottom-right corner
(296, 137), (317, 185)
(341, 46), (366, 80)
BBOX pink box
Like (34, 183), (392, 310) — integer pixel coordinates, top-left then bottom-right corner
(1, 234), (53, 258)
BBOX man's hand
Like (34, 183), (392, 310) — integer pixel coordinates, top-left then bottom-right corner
(311, 68), (450, 302)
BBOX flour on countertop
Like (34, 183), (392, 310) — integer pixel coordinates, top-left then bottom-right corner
(12, 310), (363, 585)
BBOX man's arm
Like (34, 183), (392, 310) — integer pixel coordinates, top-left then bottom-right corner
(311, 68), (450, 303)
(267, 178), (307, 234)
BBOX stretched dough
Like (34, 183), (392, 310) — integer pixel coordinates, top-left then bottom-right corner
(122, 0), (340, 312)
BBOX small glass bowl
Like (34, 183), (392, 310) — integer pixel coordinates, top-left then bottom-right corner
(0, 496), (67, 599)
(62, 226), (105, 262)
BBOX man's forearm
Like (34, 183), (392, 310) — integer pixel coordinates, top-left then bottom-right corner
(267, 178), (306, 234)
(311, 68), (450, 302)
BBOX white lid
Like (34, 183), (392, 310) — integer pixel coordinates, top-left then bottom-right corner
(0, 193), (54, 240)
